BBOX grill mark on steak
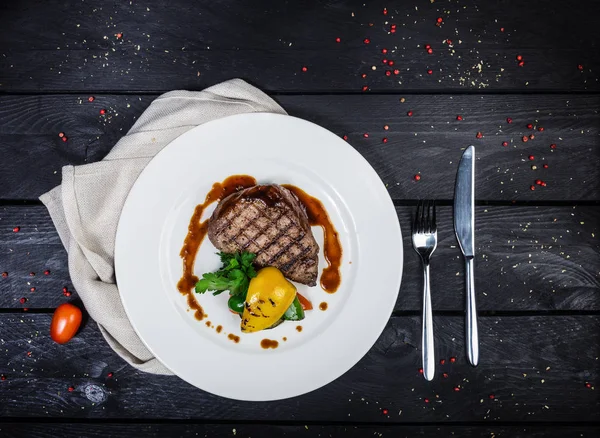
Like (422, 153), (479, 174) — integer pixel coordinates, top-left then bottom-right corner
(207, 184), (319, 286)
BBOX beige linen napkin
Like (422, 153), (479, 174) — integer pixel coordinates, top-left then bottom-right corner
(40, 79), (287, 374)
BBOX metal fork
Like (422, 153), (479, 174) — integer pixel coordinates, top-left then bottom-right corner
(412, 200), (437, 381)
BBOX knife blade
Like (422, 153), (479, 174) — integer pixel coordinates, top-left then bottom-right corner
(454, 145), (479, 367)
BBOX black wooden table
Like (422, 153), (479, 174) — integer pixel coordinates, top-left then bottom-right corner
(1, 1), (599, 437)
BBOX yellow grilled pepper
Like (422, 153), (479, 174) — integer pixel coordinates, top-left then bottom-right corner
(241, 267), (296, 333)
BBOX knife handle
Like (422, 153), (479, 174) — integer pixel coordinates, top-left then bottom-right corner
(465, 257), (479, 366)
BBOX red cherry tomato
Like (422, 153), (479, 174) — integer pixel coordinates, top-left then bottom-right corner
(50, 303), (82, 344)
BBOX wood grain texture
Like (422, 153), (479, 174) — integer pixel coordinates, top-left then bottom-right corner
(0, 314), (598, 422)
(0, 94), (598, 201)
(0, 0), (598, 92)
(1, 423), (599, 438)
(1, 205), (598, 311)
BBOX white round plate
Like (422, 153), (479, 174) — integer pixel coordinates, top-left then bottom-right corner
(115, 113), (402, 401)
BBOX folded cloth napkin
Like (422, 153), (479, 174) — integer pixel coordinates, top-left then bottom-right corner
(40, 79), (287, 374)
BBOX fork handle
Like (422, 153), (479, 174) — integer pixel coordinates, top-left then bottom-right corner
(465, 257), (479, 366)
(422, 262), (435, 381)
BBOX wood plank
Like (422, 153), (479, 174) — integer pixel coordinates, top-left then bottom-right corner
(1, 423), (599, 438)
(1, 205), (598, 311)
(0, 314), (598, 422)
(0, 94), (598, 201)
(0, 0), (598, 92)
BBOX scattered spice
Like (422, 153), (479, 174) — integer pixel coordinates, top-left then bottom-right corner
(342, 135), (348, 141)
(456, 115), (463, 121)
(99, 109), (106, 115)
(44, 270), (51, 275)
(414, 174), (421, 181)
(440, 359), (446, 365)
(301, 66), (308, 72)
(529, 134), (535, 140)
(453, 386), (460, 392)
(30, 287), (35, 292)
(476, 132), (483, 139)
(58, 132), (65, 138)
(362, 86), (368, 92)
(62, 136), (68, 142)
(424, 398), (430, 403)
(382, 137), (388, 143)
(538, 127), (544, 132)
(1, 272), (7, 278)
(13, 227), (20, 233)
(516, 55), (523, 61)
(427, 69), (433, 75)
(550, 143), (556, 149)
(522, 136), (529, 142)
(527, 123), (533, 130)
(449, 357), (456, 363)
(489, 394), (495, 399)
(107, 372), (114, 378)
(502, 141), (508, 147)
(382, 48), (388, 54)
(407, 110), (413, 116)
(363, 133), (369, 138)
(578, 64), (584, 71)
(393, 69), (400, 75)
(528, 155), (535, 161)
(335, 37), (341, 43)
(19, 297), (27, 304)
(427, 48), (433, 54)
(382, 408), (389, 415)
(88, 96), (95, 102)
(518, 61), (525, 67)
(530, 185), (536, 191)
(507, 118), (513, 124)
(363, 38), (370, 44)
(442, 372), (449, 378)
(419, 368), (424, 374)
(68, 386), (75, 392)
(543, 164), (549, 169)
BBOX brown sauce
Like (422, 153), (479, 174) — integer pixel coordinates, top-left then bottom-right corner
(216, 325), (223, 333)
(261, 339), (279, 349)
(319, 302), (328, 311)
(296, 325), (303, 332)
(228, 334), (240, 343)
(282, 337), (287, 342)
(177, 175), (257, 320)
(283, 185), (343, 293)
(205, 321), (211, 327)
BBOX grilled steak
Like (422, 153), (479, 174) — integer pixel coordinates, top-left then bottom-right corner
(207, 184), (319, 286)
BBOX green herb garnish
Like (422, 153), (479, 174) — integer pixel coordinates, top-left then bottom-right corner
(195, 251), (257, 297)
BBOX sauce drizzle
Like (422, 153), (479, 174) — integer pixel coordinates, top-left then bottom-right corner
(176, 175), (257, 320)
(283, 185), (343, 293)
(261, 339), (279, 349)
(319, 302), (328, 311)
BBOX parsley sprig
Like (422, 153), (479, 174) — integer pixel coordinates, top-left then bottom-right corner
(195, 251), (257, 297)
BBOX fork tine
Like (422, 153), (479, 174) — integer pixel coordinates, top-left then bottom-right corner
(414, 200), (422, 233)
(432, 201), (437, 232)
(426, 200), (432, 234)
(420, 199), (426, 233)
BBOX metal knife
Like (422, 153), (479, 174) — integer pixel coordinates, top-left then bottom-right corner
(454, 146), (479, 367)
